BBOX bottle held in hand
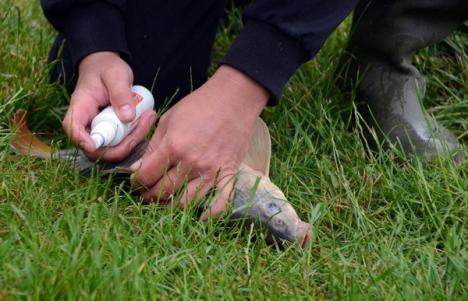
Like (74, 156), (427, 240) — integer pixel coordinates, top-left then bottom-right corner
(90, 85), (154, 149)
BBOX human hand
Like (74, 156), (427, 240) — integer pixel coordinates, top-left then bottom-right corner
(130, 65), (269, 218)
(62, 51), (156, 161)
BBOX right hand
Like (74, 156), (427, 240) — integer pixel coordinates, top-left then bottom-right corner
(62, 51), (156, 161)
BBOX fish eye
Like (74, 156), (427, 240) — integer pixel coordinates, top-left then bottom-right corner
(267, 202), (278, 211)
(261, 202), (282, 220)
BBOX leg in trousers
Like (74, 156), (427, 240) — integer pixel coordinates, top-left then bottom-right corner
(338, 0), (467, 160)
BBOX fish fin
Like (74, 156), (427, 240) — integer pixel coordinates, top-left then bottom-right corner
(243, 118), (271, 177)
(10, 110), (53, 159)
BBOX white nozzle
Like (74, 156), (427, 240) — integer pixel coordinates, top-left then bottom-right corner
(90, 121), (117, 149)
(91, 132), (105, 149)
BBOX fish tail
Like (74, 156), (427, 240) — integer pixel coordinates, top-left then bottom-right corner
(9, 110), (54, 159)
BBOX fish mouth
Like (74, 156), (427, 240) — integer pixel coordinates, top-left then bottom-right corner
(301, 231), (310, 248)
(296, 220), (311, 248)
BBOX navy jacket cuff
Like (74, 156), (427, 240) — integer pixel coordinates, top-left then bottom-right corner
(63, 2), (130, 68)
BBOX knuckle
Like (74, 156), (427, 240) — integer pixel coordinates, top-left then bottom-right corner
(184, 153), (200, 168)
(70, 89), (90, 103)
(216, 162), (238, 181)
(145, 142), (158, 154)
(109, 90), (128, 104)
(223, 160), (239, 173)
(162, 180), (175, 195)
(202, 170), (216, 181)
(61, 119), (69, 132)
(224, 166), (238, 175)
(62, 120), (77, 142)
(103, 149), (126, 163)
(195, 159), (212, 173)
(167, 138), (185, 158)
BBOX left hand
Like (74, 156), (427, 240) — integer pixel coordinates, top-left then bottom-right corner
(130, 65), (269, 219)
(62, 51), (157, 162)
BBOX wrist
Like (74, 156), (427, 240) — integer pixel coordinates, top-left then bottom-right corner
(211, 65), (269, 115)
(79, 51), (120, 73)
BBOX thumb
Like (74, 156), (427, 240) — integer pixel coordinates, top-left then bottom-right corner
(102, 67), (135, 122)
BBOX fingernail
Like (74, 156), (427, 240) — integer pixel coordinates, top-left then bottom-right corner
(130, 159), (142, 172)
(119, 104), (135, 121)
(129, 173), (142, 191)
(199, 211), (209, 223)
(130, 173), (137, 185)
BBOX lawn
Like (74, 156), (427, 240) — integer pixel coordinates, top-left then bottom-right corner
(0, 1), (467, 300)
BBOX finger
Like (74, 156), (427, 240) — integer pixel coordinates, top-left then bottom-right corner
(130, 158), (142, 173)
(129, 113), (168, 172)
(101, 67), (135, 122)
(179, 178), (212, 209)
(141, 164), (193, 202)
(200, 174), (236, 222)
(130, 141), (171, 190)
(141, 114), (168, 159)
(62, 92), (99, 152)
(85, 110), (157, 162)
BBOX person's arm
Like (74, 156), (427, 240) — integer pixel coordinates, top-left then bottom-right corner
(222, 0), (358, 105)
(40, 0), (130, 68)
(131, 1), (359, 217)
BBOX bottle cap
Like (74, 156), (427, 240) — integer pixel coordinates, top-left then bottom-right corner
(91, 132), (105, 149)
(90, 121), (117, 149)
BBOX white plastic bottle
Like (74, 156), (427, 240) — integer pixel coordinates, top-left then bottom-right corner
(90, 85), (155, 149)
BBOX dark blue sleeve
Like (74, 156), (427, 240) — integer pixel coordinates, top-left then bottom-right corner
(40, 0), (129, 67)
(221, 0), (358, 105)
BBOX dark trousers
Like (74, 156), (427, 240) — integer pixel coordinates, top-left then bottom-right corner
(337, 0), (467, 157)
(48, 0), (228, 109)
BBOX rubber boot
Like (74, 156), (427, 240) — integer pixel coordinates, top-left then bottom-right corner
(338, 0), (467, 160)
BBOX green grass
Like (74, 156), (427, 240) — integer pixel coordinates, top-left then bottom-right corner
(1, 1), (467, 300)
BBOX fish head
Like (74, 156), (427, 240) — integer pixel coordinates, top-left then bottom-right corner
(235, 166), (311, 247)
(256, 194), (311, 247)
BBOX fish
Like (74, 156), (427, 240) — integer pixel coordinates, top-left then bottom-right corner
(10, 110), (311, 247)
